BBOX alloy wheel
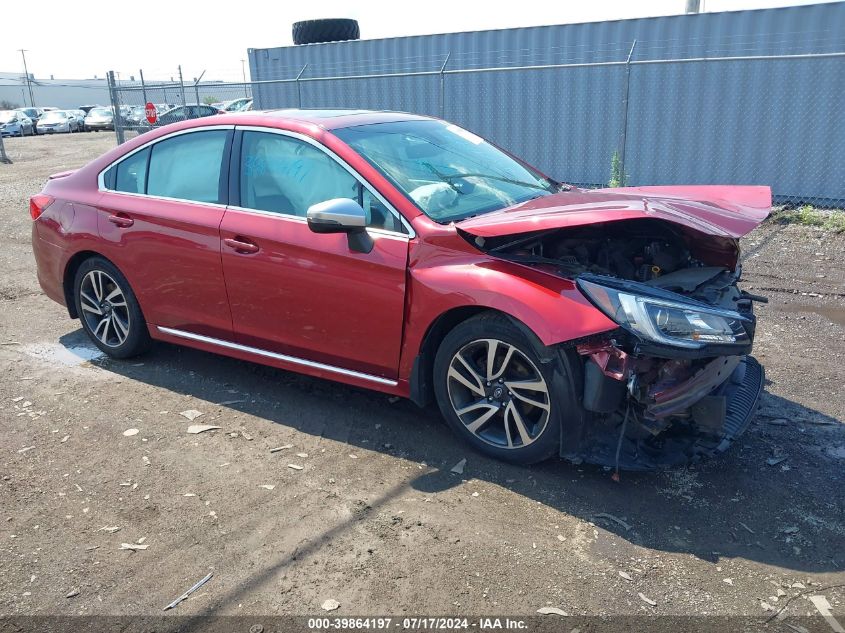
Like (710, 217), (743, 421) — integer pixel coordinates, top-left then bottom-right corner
(79, 270), (131, 347)
(446, 338), (551, 449)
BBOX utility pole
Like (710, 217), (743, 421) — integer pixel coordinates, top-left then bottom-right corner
(19, 49), (35, 107)
(240, 59), (249, 97)
(685, 0), (701, 13)
(178, 65), (187, 110)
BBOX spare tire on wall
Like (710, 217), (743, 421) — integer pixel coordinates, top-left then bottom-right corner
(292, 19), (360, 45)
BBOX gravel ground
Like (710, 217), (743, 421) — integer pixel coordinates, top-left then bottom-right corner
(0, 133), (843, 625)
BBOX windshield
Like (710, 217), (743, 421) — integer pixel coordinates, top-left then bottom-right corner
(88, 108), (112, 117)
(334, 120), (558, 222)
(0, 111), (15, 123)
(41, 111), (67, 121)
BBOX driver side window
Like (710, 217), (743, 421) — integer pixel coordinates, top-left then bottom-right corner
(238, 131), (404, 233)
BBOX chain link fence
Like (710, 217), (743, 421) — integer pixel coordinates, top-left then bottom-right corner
(108, 47), (845, 208)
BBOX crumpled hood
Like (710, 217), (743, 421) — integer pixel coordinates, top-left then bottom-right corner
(456, 185), (771, 239)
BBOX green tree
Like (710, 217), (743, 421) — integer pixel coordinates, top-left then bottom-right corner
(0, 100), (21, 110)
(609, 150), (628, 188)
(202, 95), (219, 105)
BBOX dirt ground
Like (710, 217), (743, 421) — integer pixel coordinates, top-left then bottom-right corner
(1, 133), (843, 624)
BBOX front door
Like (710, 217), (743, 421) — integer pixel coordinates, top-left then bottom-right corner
(219, 129), (409, 379)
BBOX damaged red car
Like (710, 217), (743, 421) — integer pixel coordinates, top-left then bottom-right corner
(30, 110), (769, 469)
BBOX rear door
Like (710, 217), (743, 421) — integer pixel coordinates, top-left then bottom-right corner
(97, 127), (235, 339)
(219, 127), (410, 380)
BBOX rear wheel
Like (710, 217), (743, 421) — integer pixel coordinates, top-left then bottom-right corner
(74, 258), (151, 358)
(433, 313), (572, 464)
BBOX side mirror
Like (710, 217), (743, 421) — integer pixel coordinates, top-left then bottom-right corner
(306, 198), (373, 253)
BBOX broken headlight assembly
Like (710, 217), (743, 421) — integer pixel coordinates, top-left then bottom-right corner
(577, 275), (751, 350)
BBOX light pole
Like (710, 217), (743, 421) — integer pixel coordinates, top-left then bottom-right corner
(19, 49), (35, 107)
(240, 59), (249, 97)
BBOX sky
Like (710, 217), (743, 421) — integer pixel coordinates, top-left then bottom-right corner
(0, 0), (838, 81)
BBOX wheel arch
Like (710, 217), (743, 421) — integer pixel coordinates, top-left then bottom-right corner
(63, 250), (114, 318)
(409, 306), (545, 408)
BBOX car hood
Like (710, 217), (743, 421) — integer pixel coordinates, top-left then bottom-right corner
(455, 185), (771, 239)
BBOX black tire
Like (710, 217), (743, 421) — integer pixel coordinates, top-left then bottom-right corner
(292, 18), (360, 45)
(73, 257), (151, 359)
(433, 312), (576, 464)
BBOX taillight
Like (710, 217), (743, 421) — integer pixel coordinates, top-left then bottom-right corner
(29, 194), (55, 220)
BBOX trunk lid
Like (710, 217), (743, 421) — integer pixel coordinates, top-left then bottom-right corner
(456, 185), (771, 239)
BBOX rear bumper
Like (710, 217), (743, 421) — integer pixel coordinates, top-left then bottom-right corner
(32, 228), (67, 308)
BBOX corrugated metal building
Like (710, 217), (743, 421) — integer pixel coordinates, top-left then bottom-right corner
(248, 2), (845, 205)
(0, 73), (112, 110)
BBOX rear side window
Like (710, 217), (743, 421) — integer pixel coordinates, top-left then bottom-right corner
(114, 147), (150, 194)
(146, 130), (228, 203)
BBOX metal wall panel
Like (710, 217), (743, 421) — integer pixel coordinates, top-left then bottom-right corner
(248, 2), (845, 204)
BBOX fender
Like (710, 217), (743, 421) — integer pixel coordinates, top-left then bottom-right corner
(398, 253), (618, 386)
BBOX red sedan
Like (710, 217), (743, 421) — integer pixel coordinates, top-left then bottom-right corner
(30, 110), (769, 469)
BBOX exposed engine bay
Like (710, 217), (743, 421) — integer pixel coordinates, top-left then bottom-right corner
(477, 218), (749, 308)
(469, 218), (766, 470)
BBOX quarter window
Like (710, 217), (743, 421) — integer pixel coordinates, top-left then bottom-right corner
(146, 130), (228, 203)
(114, 147), (150, 194)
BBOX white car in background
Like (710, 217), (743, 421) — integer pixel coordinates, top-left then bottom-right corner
(0, 110), (35, 137)
(83, 107), (114, 131)
(36, 110), (79, 134)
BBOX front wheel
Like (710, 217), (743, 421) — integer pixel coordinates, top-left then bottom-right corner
(74, 257), (151, 358)
(433, 313), (574, 464)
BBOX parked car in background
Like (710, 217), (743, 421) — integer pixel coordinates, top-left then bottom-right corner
(16, 107), (44, 133)
(41, 106), (59, 112)
(126, 105), (147, 128)
(36, 110), (79, 134)
(84, 107), (114, 131)
(219, 98), (253, 112)
(68, 110), (87, 131)
(28, 110), (769, 469)
(79, 105), (100, 114)
(151, 104), (224, 127)
(0, 110), (35, 137)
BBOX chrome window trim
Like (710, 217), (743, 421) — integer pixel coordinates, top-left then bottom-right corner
(98, 189), (229, 209)
(96, 124), (236, 191)
(157, 326), (398, 387)
(223, 204), (409, 241)
(95, 123), (415, 239)
(234, 125), (415, 238)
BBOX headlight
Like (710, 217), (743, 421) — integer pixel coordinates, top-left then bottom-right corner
(577, 276), (750, 349)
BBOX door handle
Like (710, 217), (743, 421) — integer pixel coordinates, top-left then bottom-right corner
(224, 237), (259, 254)
(108, 213), (133, 228)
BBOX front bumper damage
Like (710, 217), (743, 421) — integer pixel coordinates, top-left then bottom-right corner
(564, 339), (764, 470)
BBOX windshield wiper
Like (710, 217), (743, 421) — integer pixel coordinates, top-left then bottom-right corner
(420, 163), (553, 193)
(442, 172), (552, 192)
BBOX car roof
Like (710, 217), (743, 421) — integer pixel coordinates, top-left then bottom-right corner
(220, 108), (434, 131)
